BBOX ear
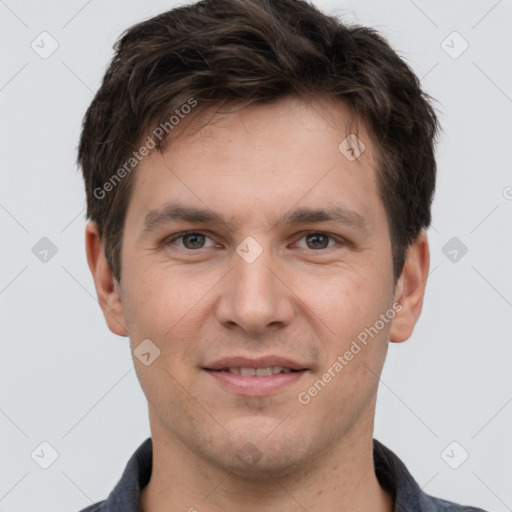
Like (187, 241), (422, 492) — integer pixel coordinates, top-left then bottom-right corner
(85, 221), (128, 337)
(389, 229), (430, 343)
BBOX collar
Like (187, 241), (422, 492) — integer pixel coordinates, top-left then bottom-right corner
(99, 437), (484, 511)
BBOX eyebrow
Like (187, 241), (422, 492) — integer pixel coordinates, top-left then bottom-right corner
(141, 203), (369, 234)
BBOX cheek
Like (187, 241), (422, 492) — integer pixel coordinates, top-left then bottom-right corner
(124, 262), (212, 333)
(298, 268), (386, 331)
(301, 270), (393, 383)
(123, 265), (223, 387)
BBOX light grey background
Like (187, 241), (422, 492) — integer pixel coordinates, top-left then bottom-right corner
(1, 0), (511, 511)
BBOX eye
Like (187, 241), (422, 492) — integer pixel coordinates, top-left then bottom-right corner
(164, 231), (217, 250)
(295, 232), (337, 250)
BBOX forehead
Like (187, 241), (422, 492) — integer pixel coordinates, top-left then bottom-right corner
(126, 95), (384, 233)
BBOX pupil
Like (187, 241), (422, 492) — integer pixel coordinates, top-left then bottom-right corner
(307, 233), (328, 249)
(184, 233), (204, 249)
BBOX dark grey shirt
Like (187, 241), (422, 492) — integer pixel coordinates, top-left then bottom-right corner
(77, 438), (487, 511)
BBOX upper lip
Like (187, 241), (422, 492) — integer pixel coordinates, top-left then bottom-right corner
(204, 356), (307, 371)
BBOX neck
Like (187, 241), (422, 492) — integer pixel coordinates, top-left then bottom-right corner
(140, 414), (393, 512)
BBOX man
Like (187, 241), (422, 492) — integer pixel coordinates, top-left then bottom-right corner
(77, 0), (487, 510)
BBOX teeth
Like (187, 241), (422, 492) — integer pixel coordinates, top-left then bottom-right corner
(225, 366), (294, 376)
(256, 367), (272, 376)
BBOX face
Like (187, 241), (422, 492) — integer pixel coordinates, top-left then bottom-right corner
(106, 95), (409, 477)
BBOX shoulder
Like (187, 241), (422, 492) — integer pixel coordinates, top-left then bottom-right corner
(422, 493), (488, 511)
(373, 439), (489, 512)
(75, 501), (107, 512)
(422, 493), (488, 512)
(72, 437), (153, 512)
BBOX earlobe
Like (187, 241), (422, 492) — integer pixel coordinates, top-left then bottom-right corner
(389, 230), (430, 344)
(85, 221), (128, 337)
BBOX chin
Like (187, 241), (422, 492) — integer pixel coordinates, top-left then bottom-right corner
(205, 424), (315, 480)
(222, 449), (310, 480)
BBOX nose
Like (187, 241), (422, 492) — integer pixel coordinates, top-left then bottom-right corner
(215, 245), (295, 335)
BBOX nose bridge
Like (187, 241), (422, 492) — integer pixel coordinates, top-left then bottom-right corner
(216, 239), (293, 333)
(236, 250), (276, 303)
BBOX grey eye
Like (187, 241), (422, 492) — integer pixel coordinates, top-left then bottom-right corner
(181, 233), (207, 249)
(299, 233), (335, 250)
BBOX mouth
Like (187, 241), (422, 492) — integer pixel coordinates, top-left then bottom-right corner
(207, 366), (302, 376)
(203, 356), (309, 396)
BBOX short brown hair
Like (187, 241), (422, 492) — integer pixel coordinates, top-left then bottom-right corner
(78, 0), (440, 283)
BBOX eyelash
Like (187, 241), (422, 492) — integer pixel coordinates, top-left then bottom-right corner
(162, 231), (344, 251)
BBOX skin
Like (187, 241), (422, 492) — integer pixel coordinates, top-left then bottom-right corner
(86, 94), (429, 512)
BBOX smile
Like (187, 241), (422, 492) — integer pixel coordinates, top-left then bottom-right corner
(204, 367), (307, 396)
(210, 366), (298, 376)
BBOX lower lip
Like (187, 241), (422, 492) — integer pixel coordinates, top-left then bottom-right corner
(204, 369), (306, 396)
